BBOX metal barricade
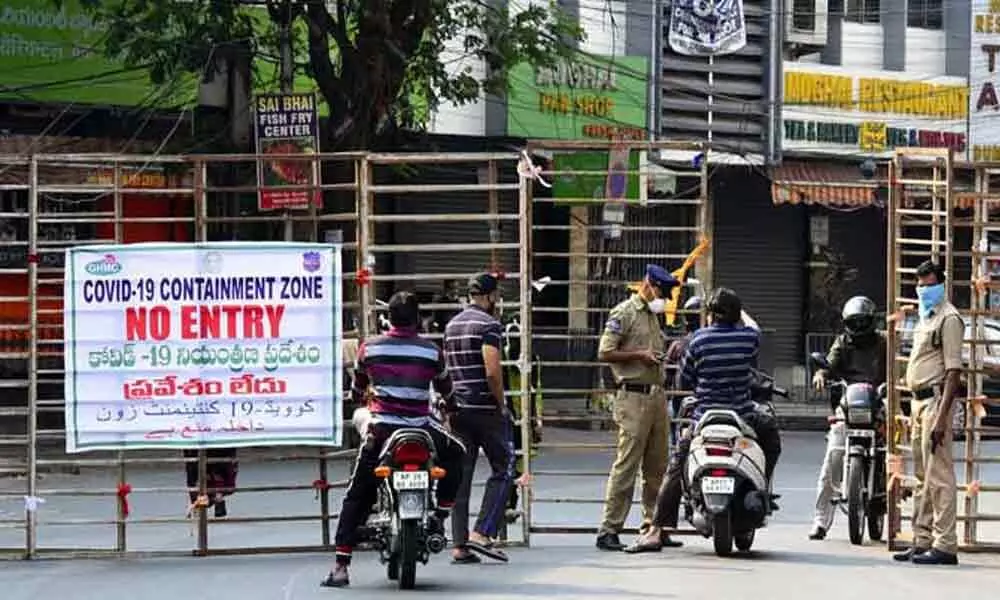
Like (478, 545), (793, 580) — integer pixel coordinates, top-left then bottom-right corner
(357, 152), (531, 545)
(886, 148), (1000, 553)
(525, 140), (712, 538)
(0, 152), (365, 559)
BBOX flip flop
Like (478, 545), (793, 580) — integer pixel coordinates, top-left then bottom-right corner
(623, 541), (662, 554)
(465, 540), (509, 562)
(451, 552), (482, 564)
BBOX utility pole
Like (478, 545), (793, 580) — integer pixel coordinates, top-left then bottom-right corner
(275, 0), (295, 241)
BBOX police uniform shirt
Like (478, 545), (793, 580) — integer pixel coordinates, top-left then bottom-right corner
(598, 294), (665, 385)
(905, 301), (964, 392)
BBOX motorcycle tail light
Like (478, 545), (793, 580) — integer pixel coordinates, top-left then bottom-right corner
(710, 468), (729, 477)
(705, 446), (732, 457)
(392, 441), (431, 466)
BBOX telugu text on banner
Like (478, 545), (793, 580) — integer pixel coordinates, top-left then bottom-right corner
(63, 242), (343, 452)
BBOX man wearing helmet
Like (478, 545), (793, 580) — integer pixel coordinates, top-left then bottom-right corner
(625, 287), (782, 553)
(808, 295), (887, 540)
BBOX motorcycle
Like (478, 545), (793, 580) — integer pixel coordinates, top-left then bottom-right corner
(355, 408), (449, 590)
(677, 370), (787, 556)
(809, 352), (888, 546)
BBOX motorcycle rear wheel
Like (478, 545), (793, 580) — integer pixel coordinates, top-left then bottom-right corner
(712, 511), (734, 557)
(387, 556), (399, 581)
(399, 520), (419, 590)
(846, 456), (866, 546)
(867, 510), (885, 542)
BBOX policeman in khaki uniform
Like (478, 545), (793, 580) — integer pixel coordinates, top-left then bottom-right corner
(893, 260), (961, 566)
(595, 264), (682, 551)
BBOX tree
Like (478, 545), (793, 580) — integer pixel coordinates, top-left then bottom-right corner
(70, 0), (583, 150)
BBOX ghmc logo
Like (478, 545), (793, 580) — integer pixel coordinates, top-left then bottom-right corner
(85, 254), (122, 276)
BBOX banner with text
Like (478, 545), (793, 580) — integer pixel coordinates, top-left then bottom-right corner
(971, 2), (1000, 161)
(63, 242), (343, 452)
(254, 93), (321, 211)
(782, 62), (967, 158)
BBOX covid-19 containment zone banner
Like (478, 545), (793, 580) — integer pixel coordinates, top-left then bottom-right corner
(62, 242), (343, 452)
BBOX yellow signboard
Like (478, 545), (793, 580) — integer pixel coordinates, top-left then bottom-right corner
(784, 71), (968, 119)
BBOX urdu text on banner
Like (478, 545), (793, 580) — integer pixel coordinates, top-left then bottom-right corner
(62, 242), (343, 452)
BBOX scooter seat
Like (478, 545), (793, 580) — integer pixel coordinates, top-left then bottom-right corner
(694, 409), (756, 438)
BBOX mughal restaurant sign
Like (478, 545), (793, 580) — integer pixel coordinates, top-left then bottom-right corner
(782, 63), (967, 157)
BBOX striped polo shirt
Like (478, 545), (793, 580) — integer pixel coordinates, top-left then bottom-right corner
(680, 323), (760, 418)
(353, 327), (451, 417)
(443, 305), (504, 409)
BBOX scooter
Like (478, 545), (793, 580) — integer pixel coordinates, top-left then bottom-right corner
(809, 352), (888, 545)
(678, 370), (787, 556)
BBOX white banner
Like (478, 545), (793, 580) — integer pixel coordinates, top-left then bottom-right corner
(668, 0), (747, 57)
(63, 242), (343, 452)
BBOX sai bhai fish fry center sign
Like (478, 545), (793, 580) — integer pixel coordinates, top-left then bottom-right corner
(782, 63), (967, 157)
(62, 242), (343, 452)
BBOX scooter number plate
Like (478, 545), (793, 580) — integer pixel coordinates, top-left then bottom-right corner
(701, 476), (735, 494)
(392, 471), (429, 490)
(846, 429), (875, 438)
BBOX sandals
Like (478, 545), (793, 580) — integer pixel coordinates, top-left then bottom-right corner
(465, 540), (509, 562)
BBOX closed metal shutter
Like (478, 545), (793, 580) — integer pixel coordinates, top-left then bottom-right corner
(713, 170), (805, 372)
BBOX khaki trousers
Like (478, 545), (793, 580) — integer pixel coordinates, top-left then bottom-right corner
(598, 389), (669, 534)
(910, 397), (959, 554)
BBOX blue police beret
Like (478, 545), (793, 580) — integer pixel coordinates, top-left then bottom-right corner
(645, 263), (679, 289)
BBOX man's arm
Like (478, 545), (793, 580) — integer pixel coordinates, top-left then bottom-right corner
(431, 347), (455, 408)
(821, 335), (846, 378)
(481, 322), (506, 410)
(350, 343), (369, 406)
(935, 315), (965, 440)
(598, 308), (652, 364)
(679, 339), (698, 393)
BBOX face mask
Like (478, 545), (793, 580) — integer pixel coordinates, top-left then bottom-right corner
(648, 298), (666, 314)
(916, 283), (945, 319)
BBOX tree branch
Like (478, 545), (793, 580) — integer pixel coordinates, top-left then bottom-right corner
(303, 2), (350, 136)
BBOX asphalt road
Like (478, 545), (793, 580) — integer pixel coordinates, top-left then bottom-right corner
(1, 431), (999, 600)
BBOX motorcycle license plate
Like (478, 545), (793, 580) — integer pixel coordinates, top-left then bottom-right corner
(846, 429), (875, 438)
(701, 476), (735, 495)
(393, 471), (429, 490)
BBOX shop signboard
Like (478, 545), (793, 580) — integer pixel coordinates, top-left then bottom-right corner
(782, 62), (967, 158)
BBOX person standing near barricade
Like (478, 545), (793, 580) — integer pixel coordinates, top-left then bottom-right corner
(595, 264), (683, 552)
(444, 273), (515, 564)
(891, 260), (961, 566)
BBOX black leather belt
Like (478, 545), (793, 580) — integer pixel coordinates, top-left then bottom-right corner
(912, 387), (939, 401)
(620, 383), (654, 394)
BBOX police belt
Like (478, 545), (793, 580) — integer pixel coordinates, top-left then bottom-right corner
(619, 382), (655, 394)
(912, 386), (940, 401)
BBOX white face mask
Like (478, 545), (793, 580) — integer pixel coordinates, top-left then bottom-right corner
(648, 298), (666, 314)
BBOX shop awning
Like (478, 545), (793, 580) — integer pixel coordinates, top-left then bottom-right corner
(770, 161), (880, 207)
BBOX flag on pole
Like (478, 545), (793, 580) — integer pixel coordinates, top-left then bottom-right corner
(626, 237), (711, 325)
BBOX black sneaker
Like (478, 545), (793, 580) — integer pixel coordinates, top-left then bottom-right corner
(893, 547), (928, 562)
(808, 526), (827, 541)
(596, 532), (626, 551)
(213, 501), (227, 518)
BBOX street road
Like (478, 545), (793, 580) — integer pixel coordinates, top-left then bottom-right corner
(1, 431), (998, 599)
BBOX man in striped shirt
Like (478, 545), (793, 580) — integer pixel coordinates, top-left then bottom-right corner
(444, 272), (515, 564)
(323, 292), (466, 588)
(625, 288), (782, 553)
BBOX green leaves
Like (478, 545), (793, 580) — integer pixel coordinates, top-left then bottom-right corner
(65, 0), (583, 147)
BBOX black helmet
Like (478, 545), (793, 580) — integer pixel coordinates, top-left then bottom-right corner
(683, 296), (703, 332)
(707, 288), (742, 325)
(842, 295), (876, 336)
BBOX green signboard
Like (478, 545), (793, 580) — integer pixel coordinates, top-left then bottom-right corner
(551, 150), (641, 203)
(0, 0), (194, 106)
(0, 1), (329, 109)
(506, 55), (649, 140)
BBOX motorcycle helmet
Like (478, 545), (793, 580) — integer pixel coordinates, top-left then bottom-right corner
(683, 295), (703, 332)
(841, 295), (876, 336)
(707, 288), (742, 325)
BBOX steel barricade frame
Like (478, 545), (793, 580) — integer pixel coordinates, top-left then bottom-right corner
(885, 148), (1000, 554)
(523, 139), (712, 539)
(358, 152), (531, 546)
(0, 152), (368, 560)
